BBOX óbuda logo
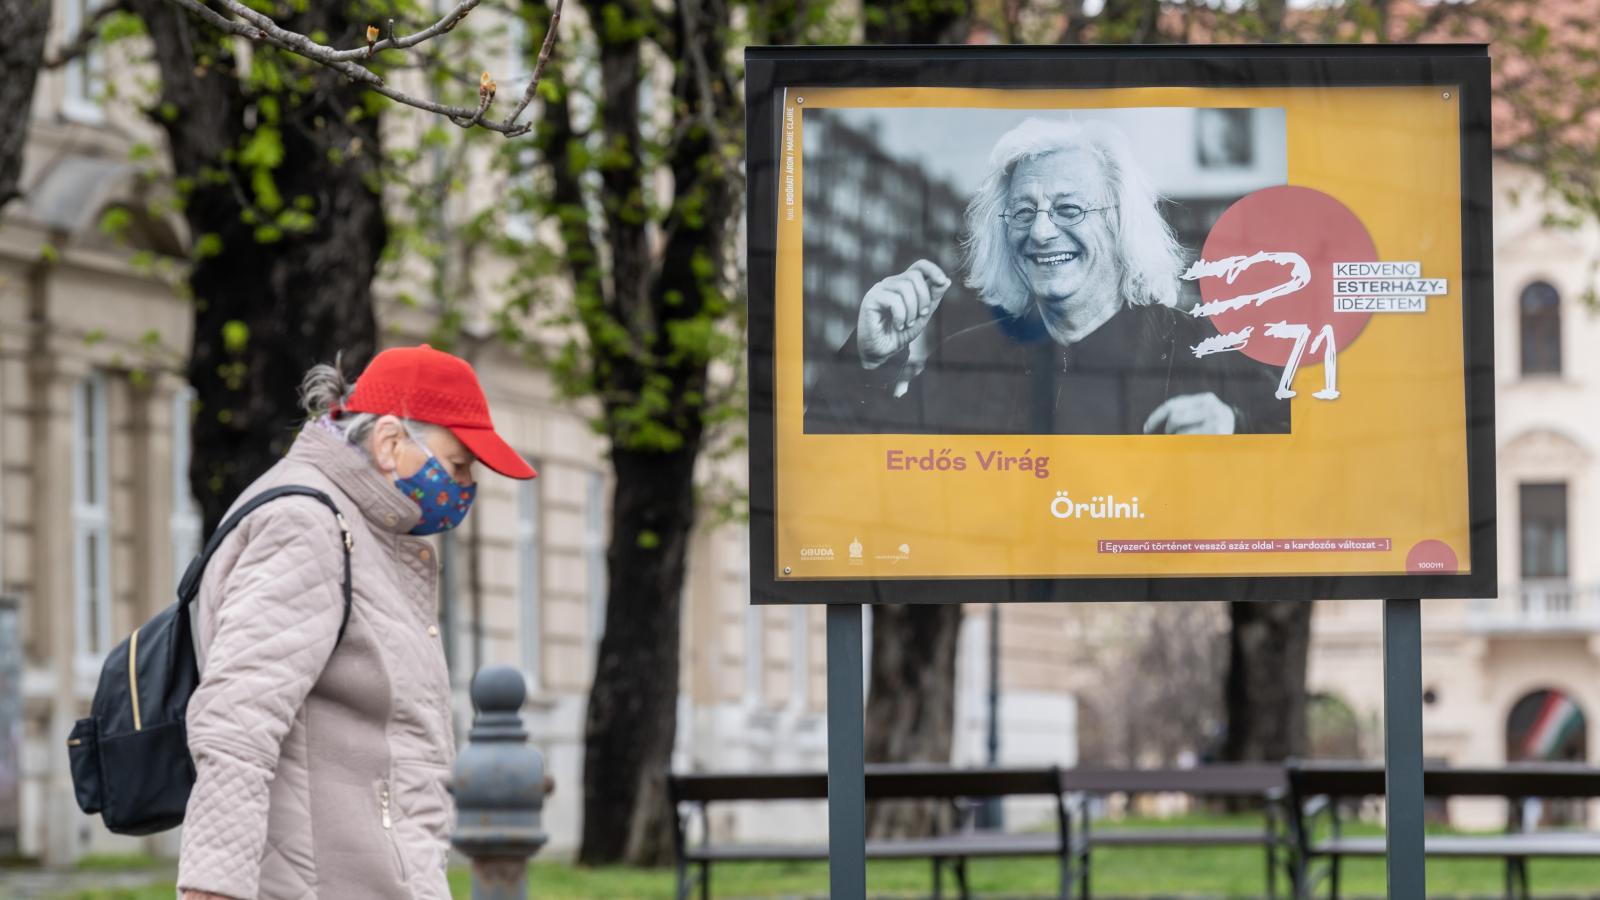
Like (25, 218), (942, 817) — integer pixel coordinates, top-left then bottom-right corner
(1050, 491), (1147, 520)
(799, 546), (835, 560)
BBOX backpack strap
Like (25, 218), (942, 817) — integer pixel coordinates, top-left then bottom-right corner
(177, 485), (355, 646)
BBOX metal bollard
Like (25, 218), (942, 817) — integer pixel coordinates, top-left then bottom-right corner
(452, 665), (548, 900)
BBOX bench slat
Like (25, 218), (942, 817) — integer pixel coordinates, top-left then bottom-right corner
(1309, 834), (1600, 858)
(1061, 765), (1283, 795)
(683, 832), (1064, 863)
(1091, 829), (1271, 847)
(669, 766), (1061, 803)
(1291, 763), (1600, 799)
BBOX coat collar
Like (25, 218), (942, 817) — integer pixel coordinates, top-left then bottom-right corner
(287, 422), (422, 535)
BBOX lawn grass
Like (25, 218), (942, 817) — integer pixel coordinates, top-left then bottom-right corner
(39, 815), (1600, 898)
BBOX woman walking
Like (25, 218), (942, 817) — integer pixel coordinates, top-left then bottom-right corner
(177, 345), (536, 900)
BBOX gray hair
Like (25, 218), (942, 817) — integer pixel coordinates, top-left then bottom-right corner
(962, 117), (1184, 316)
(299, 360), (430, 448)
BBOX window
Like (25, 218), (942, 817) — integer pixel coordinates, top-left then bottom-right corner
(585, 471), (607, 644)
(1520, 281), (1562, 375)
(517, 462), (541, 690)
(790, 606), (809, 712)
(500, 6), (536, 245)
(439, 529), (461, 681)
(1520, 483), (1568, 579)
(62, 0), (107, 123)
(744, 606), (763, 707)
(170, 387), (201, 589)
(73, 374), (112, 658)
(1196, 108), (1254, 168)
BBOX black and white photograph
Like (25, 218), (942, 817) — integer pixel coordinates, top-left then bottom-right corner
(800, 106), (1293, 436)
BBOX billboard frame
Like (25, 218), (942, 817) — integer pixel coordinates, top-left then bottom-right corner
(746, 43), (1496, 607)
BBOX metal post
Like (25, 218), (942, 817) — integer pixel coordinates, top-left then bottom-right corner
(1382, 598), (1426, 898)
(827, 604), (867, 899)
(452, 665), (548, 900)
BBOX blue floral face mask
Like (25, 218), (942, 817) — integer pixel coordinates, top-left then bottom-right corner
(394, 432), (476, 535)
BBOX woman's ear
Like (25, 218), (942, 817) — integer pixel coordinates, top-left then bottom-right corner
(370, 415), (405, 475)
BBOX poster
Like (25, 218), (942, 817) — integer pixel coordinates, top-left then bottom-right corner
(747, 47), (1495, 604)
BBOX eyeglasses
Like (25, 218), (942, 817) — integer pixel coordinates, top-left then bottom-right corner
(999, 203), (1110, 229)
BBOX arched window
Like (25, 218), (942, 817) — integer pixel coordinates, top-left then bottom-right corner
(1508, 689), (1586, 763)
(1520, 281), (1562, 375)
(1506, 688), (1588, 827)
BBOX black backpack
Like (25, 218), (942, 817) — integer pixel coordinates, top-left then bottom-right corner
(66, 485), (354, 835)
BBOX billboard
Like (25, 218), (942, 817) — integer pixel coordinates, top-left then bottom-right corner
(747, 46), (1495, 604)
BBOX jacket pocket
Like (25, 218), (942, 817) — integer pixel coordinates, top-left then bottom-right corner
(66, 718), (103, 814)
(375, 778), (408, 882)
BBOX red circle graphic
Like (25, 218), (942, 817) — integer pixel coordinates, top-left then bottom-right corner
(1193, 186), (1378, 367)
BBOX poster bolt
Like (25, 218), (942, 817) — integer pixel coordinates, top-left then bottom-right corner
(784, 566), (792, 575)
(1443, 91), (1451, 99)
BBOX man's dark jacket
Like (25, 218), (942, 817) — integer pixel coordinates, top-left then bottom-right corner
(805, 298), (1289, 435)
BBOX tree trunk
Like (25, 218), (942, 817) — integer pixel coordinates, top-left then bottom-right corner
(572, 0), (736, 865)
(1222, 600), (1312, 763)
(578, 444), (700, 866)
(0, 0), (49, 209)
(864, 603), (964, 838)
(130, 0), (385, 533)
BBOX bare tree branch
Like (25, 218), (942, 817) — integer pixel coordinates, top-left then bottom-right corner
(325, 0), (481, 61)
(158, 0), (563, 137)
(43, 0), (130, 68)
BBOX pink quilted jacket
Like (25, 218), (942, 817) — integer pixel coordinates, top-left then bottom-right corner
(177, 425), (454, 900)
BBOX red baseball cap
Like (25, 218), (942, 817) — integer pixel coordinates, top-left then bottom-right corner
(341, 345), (537, 480)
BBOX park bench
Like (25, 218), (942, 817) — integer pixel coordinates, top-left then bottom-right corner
(1061, 765), (1288, 900)
(667, 764), (1080, 900)
(1284, 761), (1600, 899)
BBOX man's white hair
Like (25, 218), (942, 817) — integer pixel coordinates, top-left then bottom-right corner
(962, 117), (1184, 316)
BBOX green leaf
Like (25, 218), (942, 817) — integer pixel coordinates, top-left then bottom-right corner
(238, 126), (285, 170)
(128, 142), (154, 163)
(276, 209), (315, 233)
(636, 530), (660, 549)
(98, 207), (133, 238)
(99, 10), (147, 42)
(38, 243), (59, 264)
(194, 233), (224, 259)
(252, 168), (283, 214)
(84, 329), (106, 347)
(222, 320), (250, 355)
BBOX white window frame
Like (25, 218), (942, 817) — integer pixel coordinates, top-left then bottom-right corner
(517, 460), (542, 692)
(744, 605), (763, 709)
(61, 0), (107, 124)
(790, 606), (809, 713)
(169, 387), (202, 589)
(73, 373), (113, 660)
(585, 471), (607, 645)
(499, 10), (537, 243)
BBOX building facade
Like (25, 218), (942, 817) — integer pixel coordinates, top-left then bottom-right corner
(1308, 159), (1600, 829)
(0, 3), (1081, 863)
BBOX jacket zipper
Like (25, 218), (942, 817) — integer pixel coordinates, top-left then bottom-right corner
(378, 780), (393, 829)
(376, 778), (408, 881)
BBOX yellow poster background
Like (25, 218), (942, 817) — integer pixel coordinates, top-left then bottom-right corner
(774, 85), (1469, 581)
